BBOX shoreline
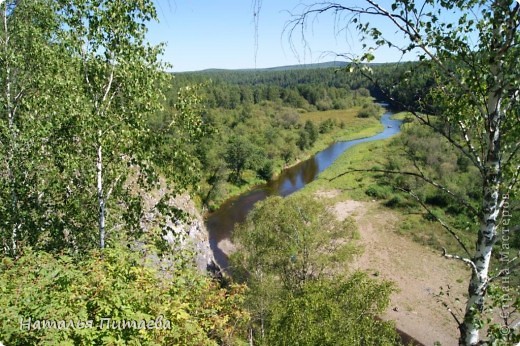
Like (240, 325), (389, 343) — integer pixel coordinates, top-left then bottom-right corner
(203, 117), (384, 217)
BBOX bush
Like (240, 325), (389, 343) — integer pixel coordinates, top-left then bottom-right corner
(365, 185), (392, 199)
(266, 273), (400, 346)
(384, 195), (406, 208)
(256, 160), (274, 180)
(319, 118), (336, 134)
(357, 109), (372, 118)
(0, 247), (248, 345)
(357, 102), (383, 118)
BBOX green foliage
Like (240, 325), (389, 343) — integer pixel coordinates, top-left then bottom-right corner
(158, 65), (389, 210)
(171, 69), (375, 112)
(365, 185), (393, 199)
(483, 283), (520, 344)
(0, 0), (170, 254)
(297, 120), (320, 150)
(148, 83), (211, 191)
(232, 195), (358, 290)
(0, 246), (249, 346)
(357, 103), (383, 119)
(231, 195), (398, 345)
(224, 135), (264, 183)
(256, 160), (274, 181)
(304, 120), (318, 144)
(318, 118), (336, 133)
(266, 274), (399, 346)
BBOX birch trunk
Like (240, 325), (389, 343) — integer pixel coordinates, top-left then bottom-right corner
(97, 143), (105, 249)
(460, 51), (504, 345)
(460, 167), (500, 345)
(2, 3), (18, 255)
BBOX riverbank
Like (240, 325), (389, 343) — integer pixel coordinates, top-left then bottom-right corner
(291, 136), (470, 345)
(205, 109), (454, 344)
(204, 106), (384, 212)
(205, 111), (400, 271)
(313, 195), (468, 345)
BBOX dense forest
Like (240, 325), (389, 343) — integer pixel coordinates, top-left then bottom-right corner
(0, 0), (518, 345)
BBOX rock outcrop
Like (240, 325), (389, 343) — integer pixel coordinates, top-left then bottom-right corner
(140, 182), (218, 273)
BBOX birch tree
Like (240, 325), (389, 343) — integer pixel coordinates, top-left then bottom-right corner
(288, 1), (519, 344)
(0, 0), (85, 254)
(0, 0), (167, 253)
(62, 0), (167, 249)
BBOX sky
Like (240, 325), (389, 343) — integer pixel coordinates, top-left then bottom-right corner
(147, 0), (414, 72)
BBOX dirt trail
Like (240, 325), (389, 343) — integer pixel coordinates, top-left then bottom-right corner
(328, 195), (469, 346)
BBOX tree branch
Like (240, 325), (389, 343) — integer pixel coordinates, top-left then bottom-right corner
(358, 67), (486, 175)
(396, 187), (473, 258)
(442, 248), (478, 275)
(504, 141), (520, 171)
(457, 120), (484, 171)
(329, 167), (479, 216)
(363, 0), (490, 118)
(434, 292), (463, 327)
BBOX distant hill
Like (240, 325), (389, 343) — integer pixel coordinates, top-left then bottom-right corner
(261, 61), (349, 71)
(188, 61), (350, 74)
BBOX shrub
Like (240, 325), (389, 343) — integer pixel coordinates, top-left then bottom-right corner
(266, 273), (400, 346)
(0, 247), (248, 345)
(384, 195), (406, 208)
(365, 185), (392, 199)
(256, 160), (274, 180)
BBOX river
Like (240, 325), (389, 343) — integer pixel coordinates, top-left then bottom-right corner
(206, 108), (403, 270)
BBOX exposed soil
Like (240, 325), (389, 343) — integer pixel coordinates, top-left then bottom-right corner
(325, 194), (470, 346)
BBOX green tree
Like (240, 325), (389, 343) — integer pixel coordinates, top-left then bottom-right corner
(267, 274), (399, 346)
(289, 1), (520, 344)
(63, 0), (167, 249)
(304, 120), (318, 145)
(232, 196), (356, 290)
(224, 135), (263, 182)
(0, 0), (168, 253)
(0, 0), (89, 254)
(231, 195), (397, 345)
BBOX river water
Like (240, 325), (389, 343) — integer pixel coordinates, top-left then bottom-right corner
(206, 109), (403, 269)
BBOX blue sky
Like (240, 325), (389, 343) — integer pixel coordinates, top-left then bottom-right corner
(148, 1), (413, 72)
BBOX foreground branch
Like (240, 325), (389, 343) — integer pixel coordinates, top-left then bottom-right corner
(396, 187), (473, 258)
(329, 168), (479, 216)
(442, 248), (478, 276)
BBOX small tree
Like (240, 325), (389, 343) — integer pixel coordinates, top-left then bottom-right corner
(266, 274), (399, 346)
(62, 0), (167, 249)
(224, 135), (263, 182)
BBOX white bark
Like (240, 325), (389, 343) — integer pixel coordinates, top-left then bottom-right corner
(461, 132), (501, 345)
(460, 19), (505, 341)
(2, 2), (18, 255)
(97, 143), (105, 249)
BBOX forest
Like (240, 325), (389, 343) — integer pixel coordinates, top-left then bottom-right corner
(0, 1), (519, 346)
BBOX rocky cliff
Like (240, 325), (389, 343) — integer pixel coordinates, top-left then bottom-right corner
(140, 182), (218, 273)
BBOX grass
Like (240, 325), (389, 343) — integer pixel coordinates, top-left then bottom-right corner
(299, 107), (363, 123)
(293, 107), (384, 162)
(296, 138), (393, 201)
(294, 134), (475, 257)
(390, 111), (412, 120)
